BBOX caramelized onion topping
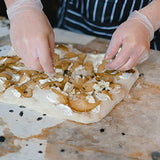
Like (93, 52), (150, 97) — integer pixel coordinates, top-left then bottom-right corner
(0, 46), (134, 112)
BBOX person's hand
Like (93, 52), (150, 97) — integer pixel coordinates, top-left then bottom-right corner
(7, 0), (55, 73)
(105, 11), (154, 71)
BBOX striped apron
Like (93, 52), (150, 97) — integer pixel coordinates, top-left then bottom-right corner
(57, 0), (160, 50)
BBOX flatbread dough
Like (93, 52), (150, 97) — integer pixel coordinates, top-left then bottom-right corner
(0, 45), (139, 123)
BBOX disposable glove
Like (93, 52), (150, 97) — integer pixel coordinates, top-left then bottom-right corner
(105, 10), (154, 71)
(7, 0), (55, 73)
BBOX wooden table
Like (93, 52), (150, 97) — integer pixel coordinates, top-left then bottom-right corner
(0, 18), (160, 160)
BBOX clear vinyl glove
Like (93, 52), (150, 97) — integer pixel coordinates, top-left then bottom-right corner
(7, 0), (55, 73)
(105, 10), (154, 71)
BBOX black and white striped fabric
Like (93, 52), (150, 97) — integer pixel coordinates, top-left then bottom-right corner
(57, 0), (160, 50)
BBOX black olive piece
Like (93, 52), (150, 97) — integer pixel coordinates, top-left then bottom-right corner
(151, 151), (160, 160)
(37, 117), (43, 121)
(61, 149), (65, 152)
(64, 70), (68, 75)
(121, 132), (125, 136)
(0, 136), (5, 142)
(19, 111), (24, 117)
(100, 128), (105, 133)
(19, 105), (26, 108)
(139, 73), (144, 77)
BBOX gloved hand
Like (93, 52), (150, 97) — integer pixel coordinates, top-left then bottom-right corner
(105, 10), (154, 71)
(7, 0), (55, 73)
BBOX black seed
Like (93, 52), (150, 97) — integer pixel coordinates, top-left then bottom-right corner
(139, 73), (144, 77)
(19, 105), (26, 108)
(23, 91), (28, 93)
(39, 143), (43, 146)
(43, 114), (46, 116)
(121, 132), (125, 136)
(26, 144), (28, 146)
(64, 70), (68, 75)
(80, 75), (83, 78)
(151, 151), (160, 160)
(61, 149), (65, 152)
(9, 110), (14, 113)
(37, 117), (43, 121)
(0, 49), (1, 52)
(19, 111), (24, 117)
(100, 128), (105, 133)
(38, 150), (43, 154)
(0, 136), (5, 142)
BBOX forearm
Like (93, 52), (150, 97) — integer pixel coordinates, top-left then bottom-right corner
(4, 0), (19, 8)
(139, 0), (160, 31)
(4, 0), (43, 20)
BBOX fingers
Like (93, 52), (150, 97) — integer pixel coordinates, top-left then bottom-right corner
(13, 37), (54, 73)
(120, 46), (149, 70)
(114, 49), (149, 71)
(9, 8), (55, 73)
(104, 32), (122, 60)
(13, 34), (55, 73)
(36, 36), (54, 73)
(14, 39), (43, 71)
(136, 49), (149, 64)
(118, 53), (149, 71)
(48, 32), (55, 67)
(118, 58), (136, 71)
(104, 16), (151, 71)
(106, 42), (149, 71)
(27, 58), (43, 71)
(106, 42), (131, 70)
